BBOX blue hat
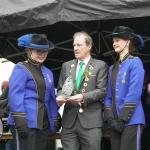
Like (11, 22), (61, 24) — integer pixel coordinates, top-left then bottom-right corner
(18, 33), (55, 50)
(105, 26), (144, 50)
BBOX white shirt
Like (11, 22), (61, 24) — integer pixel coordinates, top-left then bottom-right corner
(76, 55), (91, 78)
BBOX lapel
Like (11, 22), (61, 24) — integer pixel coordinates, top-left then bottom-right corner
(70, 59), (78, 88)
(70, 59), (78, 107)
(79, 57), (94, 89)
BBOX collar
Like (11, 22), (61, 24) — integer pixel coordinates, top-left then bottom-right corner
(28, 57), (42, 66)
(119, 53), (130, 63)
(77, 55), (91, 66)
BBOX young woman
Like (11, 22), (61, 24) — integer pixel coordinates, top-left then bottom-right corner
(7, 34), (59, 150)
(104, 26), (145, 150)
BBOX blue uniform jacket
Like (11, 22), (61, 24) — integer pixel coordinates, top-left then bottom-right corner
(7, 63), (58, 132)
(104, 56), (145, 126)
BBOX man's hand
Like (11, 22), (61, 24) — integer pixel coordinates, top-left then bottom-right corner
(56, 96), (67, 105)
(67, 94), (83, 103)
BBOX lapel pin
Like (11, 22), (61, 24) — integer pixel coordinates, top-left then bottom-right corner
(84, 70), (90, 82)
(71, 64), (74, 67)
(89, 65), (93, 70)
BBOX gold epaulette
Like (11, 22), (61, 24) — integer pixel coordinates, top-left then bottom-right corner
(18, 60), (28, 65)
(129, 55), (135, 58)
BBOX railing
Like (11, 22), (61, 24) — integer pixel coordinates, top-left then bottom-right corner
(1, 131), (110, 140)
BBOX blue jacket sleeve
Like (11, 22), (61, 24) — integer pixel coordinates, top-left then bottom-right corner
(119, 58), (144, 122)
(8, 64), (27, 128)
(49, 75), (59, 130)
(104, 66), (113, 121)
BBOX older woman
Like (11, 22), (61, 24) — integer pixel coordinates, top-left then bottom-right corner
(7, 34), (59, 150)
(104, 26), (145, 150)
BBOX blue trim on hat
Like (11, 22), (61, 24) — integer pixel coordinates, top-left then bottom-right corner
(29, 43), (49, 49)
(18, 34), (32, 47)
(136, 34), (144, 50)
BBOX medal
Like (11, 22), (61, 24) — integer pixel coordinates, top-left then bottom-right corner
(82, 89), (85, 93)
(78, 102), (83, 113)
(74, 90), (77, 95)
(79, 108), (83, 113)
(83, 83), (87, 87)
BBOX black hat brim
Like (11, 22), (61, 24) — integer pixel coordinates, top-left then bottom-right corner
(105, 32), (141, 44)
(25, 41), (55, 50)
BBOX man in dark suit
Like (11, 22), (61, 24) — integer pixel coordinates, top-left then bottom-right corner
(56, 31), (108, 150)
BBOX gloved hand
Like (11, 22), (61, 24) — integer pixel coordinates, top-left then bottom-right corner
(107, 118), (125, 133)
(17, 125), (29, 139)
(48, 126), (58, 136)
(107, 117), (117, 129)
(114, 118), (125, 133)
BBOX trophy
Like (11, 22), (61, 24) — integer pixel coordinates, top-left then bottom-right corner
(58, 75), (74, 117)
(62, 75), (74, 99)
(62, 75), (83, 113)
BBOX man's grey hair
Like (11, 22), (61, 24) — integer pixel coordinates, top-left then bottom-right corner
(73, 31), (93, 50)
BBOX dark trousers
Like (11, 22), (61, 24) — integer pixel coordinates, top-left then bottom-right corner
(10, 109), (49, 150)
(61, 116), (102, 150)
(109, 125), (143, 150)
(141, 127), (150, 150)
